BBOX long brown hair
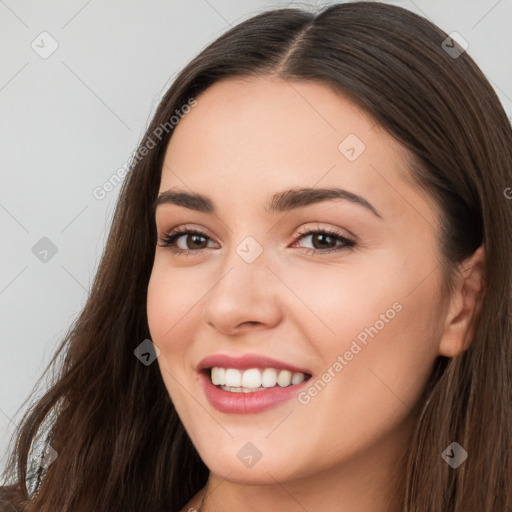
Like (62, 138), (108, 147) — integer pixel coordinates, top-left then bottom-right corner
(2, 2), (511, 511)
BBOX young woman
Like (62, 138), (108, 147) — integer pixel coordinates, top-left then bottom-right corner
(2, 2), (511, 511)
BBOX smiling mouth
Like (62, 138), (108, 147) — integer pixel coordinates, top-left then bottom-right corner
(204, 366), (312, 393)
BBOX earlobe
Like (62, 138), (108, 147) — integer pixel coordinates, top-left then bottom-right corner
(438, 245), (487, 358)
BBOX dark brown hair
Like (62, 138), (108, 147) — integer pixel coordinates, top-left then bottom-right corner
(2, 2), (511, 511)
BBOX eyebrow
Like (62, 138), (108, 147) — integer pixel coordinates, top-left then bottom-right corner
(154, 187), (383, 219)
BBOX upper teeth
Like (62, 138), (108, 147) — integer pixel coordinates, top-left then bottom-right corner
(210, 367), (307, 389)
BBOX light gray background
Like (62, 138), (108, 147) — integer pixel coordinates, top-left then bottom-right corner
(1, 0), (511, 473)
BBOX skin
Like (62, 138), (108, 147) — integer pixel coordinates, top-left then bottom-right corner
(146, 76), (486, 512)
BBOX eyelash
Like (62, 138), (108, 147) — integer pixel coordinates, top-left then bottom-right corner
(157, 225), (356, 256)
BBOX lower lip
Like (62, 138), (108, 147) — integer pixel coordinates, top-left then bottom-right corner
(199, 371), (311, 414)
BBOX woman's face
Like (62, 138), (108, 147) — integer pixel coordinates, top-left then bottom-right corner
(147, 76), (448, 486)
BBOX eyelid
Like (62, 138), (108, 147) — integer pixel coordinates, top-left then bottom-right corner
(157, 223), (356, 256)
(160, 223), (215, 238)
(294, 222), (355, 240)
(160, 222), (353, 242)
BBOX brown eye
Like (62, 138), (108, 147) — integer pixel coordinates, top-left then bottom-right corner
(181, 233), (208, 250)
(158, 228), (217, 255)
(293, 229), (356, 254)
(310, 233), (338, 250)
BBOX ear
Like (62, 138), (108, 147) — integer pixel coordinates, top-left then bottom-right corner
(438, 245), (487, 358)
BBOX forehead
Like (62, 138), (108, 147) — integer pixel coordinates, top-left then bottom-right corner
(159, 76), (438, 230)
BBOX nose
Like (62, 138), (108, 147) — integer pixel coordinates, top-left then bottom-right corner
(201, 245), (283, 336)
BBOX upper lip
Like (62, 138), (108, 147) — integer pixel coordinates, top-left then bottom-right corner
(197, 353), (312, 375)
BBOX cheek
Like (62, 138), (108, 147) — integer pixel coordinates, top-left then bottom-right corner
(147, 263), (199, 412)
(146, 263), (198, 399)
(291, 250), (442, 405)
(286, 261), (441, 465)
(146, 258), (223, 404)
(146, 259), (207, 348)
(282, 248), (439, 349)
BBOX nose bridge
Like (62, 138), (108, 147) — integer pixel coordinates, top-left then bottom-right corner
(208, 234), (271, 305)
(202, 233), (282, 332)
